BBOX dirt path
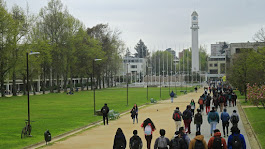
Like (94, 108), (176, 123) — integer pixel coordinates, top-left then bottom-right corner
(44, 90), (201, 149)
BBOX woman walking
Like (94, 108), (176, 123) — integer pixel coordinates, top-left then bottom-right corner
(190, 99), (196, 116)
(141, 118), (156, 149)
(130, 104), (138, 124)
(113, 128), (126, 149)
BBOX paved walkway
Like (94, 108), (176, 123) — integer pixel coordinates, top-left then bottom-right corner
(43, 88), (251, 149)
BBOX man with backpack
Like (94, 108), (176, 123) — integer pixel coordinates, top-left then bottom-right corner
(194, 109), (203, 132)
(230, 110), (239, 127)
(221, 109), (230, 137)
(198, 97), (204, 114)
(170, 91), (175, 103)
(170, 131), (187, 149)
(179, 127), (190, 149)
(188, 131), (207, 149)
(183, 105), (193, 134)
(129, 130), (143, 149)
(227, 126), (246, 149)
(154, 129), (170, 149)
(173, 107), (182, 131)
(205, 94), (211, 114)
(231, 92), (237, 107)
(101, 103), (109, 125)
(207, 107), (219, 136)
(218, 93), (226, 112)
(208, 129), (227, 149)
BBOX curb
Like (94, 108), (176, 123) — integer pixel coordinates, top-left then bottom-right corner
(238, 101), (262, 149)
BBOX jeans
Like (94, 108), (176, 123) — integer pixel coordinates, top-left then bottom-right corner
(171, 97), (173, 103)
(222, 121), (229, 136)
(103, 115), (108, 125)
(210, 121), (218, 135)
(145, 134), (152, 149)
(133, 114), (138, 124)
(219, 103), (224, 112)
(196, 124), (201, 132)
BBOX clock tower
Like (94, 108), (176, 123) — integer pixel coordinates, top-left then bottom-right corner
(191, 11), (199, 72)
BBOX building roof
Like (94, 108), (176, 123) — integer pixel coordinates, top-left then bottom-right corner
(191, 11), (198, 16)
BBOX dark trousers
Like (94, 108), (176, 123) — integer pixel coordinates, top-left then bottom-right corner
(232, 100), (237, 107)
(200, 105), (204, 112)
(191, 109), (194, 116)
(103, 114), (108, 125)
(222, 121), (229, 136)
(133, 114), (138, 124)
(145, 134), (152, 149)
(184, 119), (191, 133)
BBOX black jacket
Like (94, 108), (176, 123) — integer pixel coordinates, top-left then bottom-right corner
(113, 133), (126, 149)
(170, 136), (187, 149)
(101, 105), (109, 116)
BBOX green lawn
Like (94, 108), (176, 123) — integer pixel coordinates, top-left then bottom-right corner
(234, 90), (253, 106)
(0, 86), (194, 149)
(244, 107), (265, 148)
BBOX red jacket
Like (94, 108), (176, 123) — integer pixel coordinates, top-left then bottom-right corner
(208, 132), (227, 149)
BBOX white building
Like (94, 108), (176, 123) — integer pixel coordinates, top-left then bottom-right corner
(211, 42), (229, 56)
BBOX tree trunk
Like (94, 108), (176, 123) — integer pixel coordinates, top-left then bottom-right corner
(49, 70), (53, 93)
(23, 76), (26, 95)
(12, 71), (17, 96)
(0, 74), (5, 97)
(81, 77), (84, 91)
(42, 69), (46, 94)
(86, 77), (89, 91)
(90, 74), (93, 91)
(102, 75), (105, 88)
(57, 74), (60, 93)
(99, 76), (101, 89)
(63, 75), (67, 92)
(70, 76), (73, 91)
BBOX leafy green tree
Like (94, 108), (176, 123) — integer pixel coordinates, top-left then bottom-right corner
(134, 39), (148, 58)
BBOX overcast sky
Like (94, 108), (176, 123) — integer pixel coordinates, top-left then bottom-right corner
(6, 0), (265, 55)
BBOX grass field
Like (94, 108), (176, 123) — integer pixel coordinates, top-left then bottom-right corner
(244, 107), (265, 148)
(0, 86), (194, 149)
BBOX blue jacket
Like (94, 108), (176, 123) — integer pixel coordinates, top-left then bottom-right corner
(207, 110), (219, 123)
(227, 134), (246, 149)
(221, 112), (230, 122)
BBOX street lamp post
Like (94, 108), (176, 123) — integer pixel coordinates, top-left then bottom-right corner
(93, 58), (102, 115)
(26, 51), (40, 134)
(127, 63), (129, 106)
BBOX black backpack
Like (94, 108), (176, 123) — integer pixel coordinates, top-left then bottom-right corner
(182, 111), (189, 120)
(232, 135), (242, 149)
(115, 139), (125, 149)
(195, 140), (204, 149)
(170, 137), (181, 149)
(231, 115), (239, 124)
(102, 107), (107, 114)
(131, 136), (141, 149)
(195, 113), (202, 124)
(212, 136), (223, 149)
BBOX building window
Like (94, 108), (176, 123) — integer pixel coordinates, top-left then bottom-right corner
(210, 64), (213, 67)
(210, 69), (218, 74)
(131, 65), (137, 68)
(214, 64), (218, 67)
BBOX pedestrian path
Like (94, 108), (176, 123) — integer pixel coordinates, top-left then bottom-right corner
(188, 103), (251, 148)
(42, 88), (251, 149)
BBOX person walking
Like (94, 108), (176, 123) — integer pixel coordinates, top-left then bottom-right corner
(198, 97), (204, 114)
(194, 86), (198, 93)
(101, 103), (109, 125)
(154, 129), (170, 149)
(182, 105), (193, 134)
(208, 129), (227, 149)
(190, 99), (196, 116)
(141, 118), (156, 149)
(230, 110), (239, 127)
(213, 94), (219, 110)
(205, 94), (211, 114)
(169, 131), (187, 149)
(172, 107), (182, 131)
(207, 107), (219, 136)
(170, 91), (175, 103)
(231, 92), (237, 107)
(194, 109), (203, 132)
(130, 104), (138, 124)
(221, 108), (230, 137)
(218, 93), (225, 112)
(129, 130), (143, 149)
(179, 127), (190, 148)
(188, 131), (207, 149)
(227, 126), (246, 149)
(113, 128), (126, 149)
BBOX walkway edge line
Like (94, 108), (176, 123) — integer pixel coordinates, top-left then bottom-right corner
(238, 101), (262, 149)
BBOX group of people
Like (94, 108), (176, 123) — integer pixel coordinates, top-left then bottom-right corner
(107, 84), (246, 149)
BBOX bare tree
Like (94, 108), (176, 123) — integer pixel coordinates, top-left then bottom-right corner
(253, 27), (265, 42)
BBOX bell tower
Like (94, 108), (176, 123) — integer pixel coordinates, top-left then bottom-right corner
(191, 11), (199, 72)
